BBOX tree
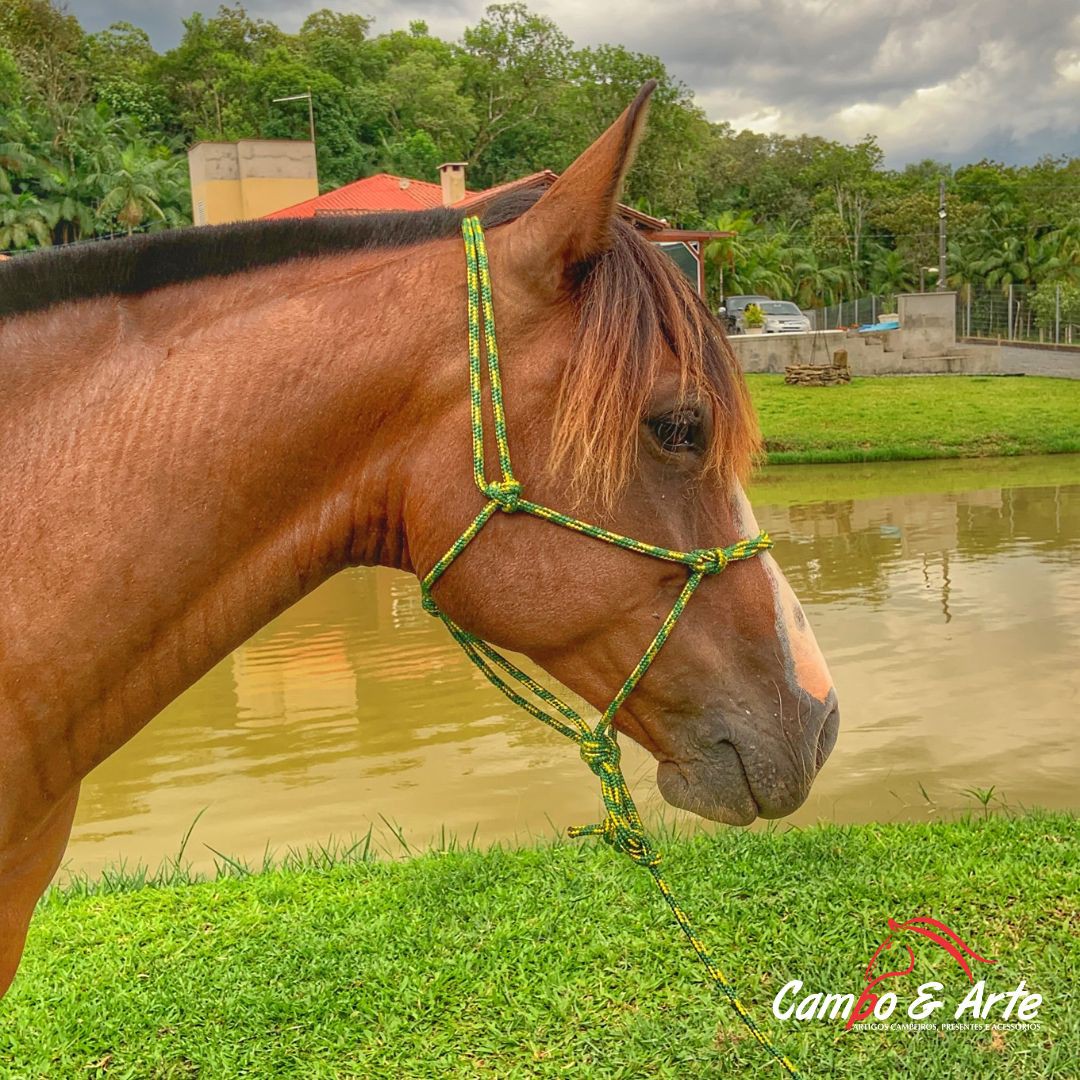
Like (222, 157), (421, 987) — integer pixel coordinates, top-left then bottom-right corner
(561, 45), (710, 221)
(0, 0), (1076, 286)
(1030, 282), (1080, 338)
(297, 9), (374, 86)
(869, 247), (916, 299)
(0, 44), (20, 108)
(0, 0), (87, 119)
(804, 136), (884, 293)
(380, 51), (476, 158)
(0, 187), (51, 248)
(92, 140), (188, 233)
(152, 5), (281, 140)
(790, 248), (850, 309)
(459, 3), (572, 185)
(83, 23), (166, 133)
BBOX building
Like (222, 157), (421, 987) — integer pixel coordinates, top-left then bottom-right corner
(263, 170), (460, 219)
(265, 162), (729, 297)
(187, 140), (319, 226)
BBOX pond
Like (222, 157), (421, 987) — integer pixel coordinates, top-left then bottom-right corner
(65, 455), (1080, 877)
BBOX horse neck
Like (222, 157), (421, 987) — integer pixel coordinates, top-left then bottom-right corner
(0, 246), (456, 805)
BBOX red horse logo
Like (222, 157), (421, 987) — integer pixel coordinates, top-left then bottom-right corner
(845, 916), (995, 1030)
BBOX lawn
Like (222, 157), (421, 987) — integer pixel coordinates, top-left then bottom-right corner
(747, 374), (1080, 464)
(4, 812), (1076, 1078)
(746, 452), (1080, 508)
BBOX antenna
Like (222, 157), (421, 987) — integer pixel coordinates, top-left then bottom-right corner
(271, 88), (315, 144)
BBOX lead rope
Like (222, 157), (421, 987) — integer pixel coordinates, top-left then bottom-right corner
(419, 216), (801, 1078)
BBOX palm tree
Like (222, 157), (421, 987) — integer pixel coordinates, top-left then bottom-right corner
(869, 248), (916, 301)
(973, 235), (1040, 292)
(735, 231), (796, 299)
(703, 210), (756, 306)
(92, 143), (170, 233)
(36, 158), (98, 244)
(0, 187), (51, 250)
(945, 238), (980, 292)
(790, 249), (850, 309)
(1035, 226), (1080, 287)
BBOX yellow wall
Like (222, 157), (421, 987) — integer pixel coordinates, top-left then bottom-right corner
(188, 140), (318, 225)
(239, 176), (318, 220)
(190, 178), (244, 227)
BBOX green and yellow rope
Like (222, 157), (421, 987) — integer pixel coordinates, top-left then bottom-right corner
(419, 215), (799, 1078)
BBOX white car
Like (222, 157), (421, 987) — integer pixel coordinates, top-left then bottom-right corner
(759, 301), (811, 333)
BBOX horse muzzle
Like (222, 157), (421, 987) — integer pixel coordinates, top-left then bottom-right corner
(656, 690), (839, 824)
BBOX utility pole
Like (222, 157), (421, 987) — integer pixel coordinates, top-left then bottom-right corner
(272, 88), (316, 144)
(937, 178), (947, 290)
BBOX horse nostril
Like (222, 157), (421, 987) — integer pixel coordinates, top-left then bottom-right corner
(815, 698), (840, 773)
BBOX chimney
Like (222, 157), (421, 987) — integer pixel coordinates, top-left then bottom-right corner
(438, 162), (467, 206)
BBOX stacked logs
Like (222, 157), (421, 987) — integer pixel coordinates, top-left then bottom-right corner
(783, 365), (851, 385)
(784, 348), (851, 386)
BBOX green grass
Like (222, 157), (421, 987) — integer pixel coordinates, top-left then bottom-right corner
(747, 452), (1080, 508)
(748, 375), (1080, 464)
(4, 812), (1076, 1078)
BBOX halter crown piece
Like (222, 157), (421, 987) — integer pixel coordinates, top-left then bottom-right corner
(419, 216), (799, 1077)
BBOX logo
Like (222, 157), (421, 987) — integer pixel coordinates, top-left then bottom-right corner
(771, 914), (1044, 1033)
(845, 916), (994, 1030)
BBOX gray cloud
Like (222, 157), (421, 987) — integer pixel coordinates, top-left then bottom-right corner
(64, 0), (1080, 165)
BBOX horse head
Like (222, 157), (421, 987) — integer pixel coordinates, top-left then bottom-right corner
(412, 83), (839, 824)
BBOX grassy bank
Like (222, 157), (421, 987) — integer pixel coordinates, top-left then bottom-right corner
(748, 374), (1080, 464)
(5, 812), (1077, 1078)
(747, 451), (1080, 508)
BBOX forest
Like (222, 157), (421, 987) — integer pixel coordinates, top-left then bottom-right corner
(1, 0), (1078, 315)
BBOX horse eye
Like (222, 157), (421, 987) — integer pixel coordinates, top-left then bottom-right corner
(648, 413), (701, 454)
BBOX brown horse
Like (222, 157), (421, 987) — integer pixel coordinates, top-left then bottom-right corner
(0, 83), (837, 999)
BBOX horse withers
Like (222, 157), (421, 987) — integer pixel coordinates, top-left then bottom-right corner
(0, 82), (837, 997)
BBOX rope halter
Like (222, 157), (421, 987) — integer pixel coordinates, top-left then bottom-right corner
(417, 215), (799, 1078)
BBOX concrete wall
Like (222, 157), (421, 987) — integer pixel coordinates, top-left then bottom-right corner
(730, 290), (1010, 375)
(729, 328), (1001, 375)
(188, 140), (318, 225)
(897, 291), (956, 356)
(730, 331), (846, 372)
(996, 345), (1080, 380)
(850, 342), (1001, 375)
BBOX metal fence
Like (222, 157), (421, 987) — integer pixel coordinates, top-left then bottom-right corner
(957, 283), (1080, 345)
(805, 285), (1080, 346)
(806, 296), (893, 331)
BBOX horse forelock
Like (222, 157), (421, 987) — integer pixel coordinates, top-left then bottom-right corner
(550, 218), (761, 509)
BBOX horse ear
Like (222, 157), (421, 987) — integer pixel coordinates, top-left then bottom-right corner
(503, 80), (657, 289)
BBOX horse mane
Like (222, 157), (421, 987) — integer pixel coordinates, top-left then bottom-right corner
(0, 191), (757, 498)
(0, 195), (527, 319)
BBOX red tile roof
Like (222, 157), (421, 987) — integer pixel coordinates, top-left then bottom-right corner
(460, 170), (667, 230)
(264, 168), (668, 231)
(457, 169), (559, 208)
(264, 172), (471, 219)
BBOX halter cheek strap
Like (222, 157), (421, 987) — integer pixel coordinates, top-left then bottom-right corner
(418, 216), (797, 1078)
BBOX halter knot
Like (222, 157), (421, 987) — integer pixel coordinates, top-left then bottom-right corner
(570, 812), (662, 868)
(578, 732), (621, 775)
(420, 591), (440, 617)
(616, 826), (663, 868)
(690, 547), (730, 575)
(485, 478), (523, 513)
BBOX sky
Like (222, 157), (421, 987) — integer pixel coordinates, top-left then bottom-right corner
(64, 0), (1080, 167)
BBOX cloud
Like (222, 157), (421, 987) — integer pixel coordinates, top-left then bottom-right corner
(64, 0), (1080, 165)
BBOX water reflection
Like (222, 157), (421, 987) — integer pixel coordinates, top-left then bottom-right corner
(66, 456), (1080, 877)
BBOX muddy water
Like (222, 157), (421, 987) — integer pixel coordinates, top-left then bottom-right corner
(65, 456), (1080, 877)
